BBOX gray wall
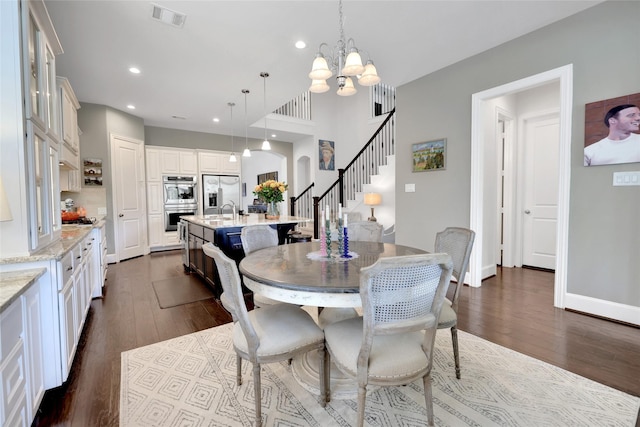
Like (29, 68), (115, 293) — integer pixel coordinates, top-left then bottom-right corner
(78, 103), (144, 252)
(395, 1), (639, 307)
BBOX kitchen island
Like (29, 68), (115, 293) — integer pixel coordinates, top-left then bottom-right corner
(180, 214), (310, 296)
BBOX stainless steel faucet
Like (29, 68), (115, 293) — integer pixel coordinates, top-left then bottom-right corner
(219, 201), (236, 218)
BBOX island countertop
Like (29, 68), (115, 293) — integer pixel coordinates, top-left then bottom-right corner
(180, 214), (311, 230)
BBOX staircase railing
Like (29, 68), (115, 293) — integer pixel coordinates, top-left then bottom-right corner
(306, 108), (395, 238)
(290, 182), (314, 221)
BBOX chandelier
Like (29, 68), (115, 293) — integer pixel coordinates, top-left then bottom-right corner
(308, 0), (380, 96)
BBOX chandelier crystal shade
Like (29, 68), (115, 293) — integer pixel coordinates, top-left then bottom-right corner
(307, 0), (380, 96)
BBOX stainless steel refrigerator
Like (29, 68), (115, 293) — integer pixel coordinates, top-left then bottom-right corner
(202, 174), (240, 214)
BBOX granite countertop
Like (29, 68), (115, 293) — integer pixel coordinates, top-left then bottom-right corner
(0, 268), (46, 313)
(0, 218), (106, 266)
(182, 214), (310, 230)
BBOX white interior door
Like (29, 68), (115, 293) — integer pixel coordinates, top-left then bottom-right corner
(522, 114), (559, 270)
(111, 135), (147, 261)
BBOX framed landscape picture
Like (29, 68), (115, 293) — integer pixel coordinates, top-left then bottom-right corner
(412, 139), (446, 172)
(83, 158), (103, 186)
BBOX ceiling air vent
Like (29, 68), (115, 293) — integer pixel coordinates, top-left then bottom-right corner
(150, 3), (186, 28)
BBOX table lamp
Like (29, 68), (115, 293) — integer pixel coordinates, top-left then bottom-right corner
(363, 192), (381, 222)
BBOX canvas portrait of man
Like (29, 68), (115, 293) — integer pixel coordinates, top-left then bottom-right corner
(319, 140), (335, 171)
(584, 93), (640, 166)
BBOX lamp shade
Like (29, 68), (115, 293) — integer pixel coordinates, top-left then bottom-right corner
(363, 192), (381, 206)
(0, 177), (12, 221)
(309, 54), (333, 80)
(342, 50), (365, 76)
(261, 139), (271, 150)
(242, 148), (251, 157)
(309, 79), (330, 93)
(358, 61), (381, 86)
(337, 77), (357, 96)
(229, 153), (237, 163)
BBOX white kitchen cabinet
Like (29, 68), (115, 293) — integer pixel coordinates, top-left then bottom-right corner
(145, 147), (162, 182)
(180, 151), (198, 174)
(26, 122), (61, 252)
(91, 223), (107, 298)
(59, 168), (81, 192)
(148, 215), (164, 248)
(0, 298), (28, 427)
(157, 148), (197, 175)
(57, 77), (80, 156)
(22, 277), (45, 421)
(198, 150), (241, 175)
(198, 151), (222, 173)
(146, 181), (163, 215)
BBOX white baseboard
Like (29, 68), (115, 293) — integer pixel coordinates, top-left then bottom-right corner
(564, 292), (640, 326)
(106, 253), (118, 264)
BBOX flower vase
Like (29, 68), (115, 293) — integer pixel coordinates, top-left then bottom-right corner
(265, 201), (280, 219)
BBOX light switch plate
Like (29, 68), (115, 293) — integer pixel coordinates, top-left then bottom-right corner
(405, 183), (416, 192)
(613, 171), (640, 186)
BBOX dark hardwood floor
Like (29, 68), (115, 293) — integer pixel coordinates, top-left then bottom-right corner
(33, 250), (639, 426)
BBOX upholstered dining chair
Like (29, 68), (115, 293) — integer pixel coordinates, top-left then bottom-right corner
(348, 220), (383, 242)
(240, 225), (283, 307)
(434, 227), (475, 379)
(202, 242), (327, 426)
(324, 253), (453, 427)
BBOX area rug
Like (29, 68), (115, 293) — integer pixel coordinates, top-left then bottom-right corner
(120, 323), (639, 427)
(151, 275), (215, 308)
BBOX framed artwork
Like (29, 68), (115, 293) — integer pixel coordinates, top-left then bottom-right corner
(319, 139), (335, 171)
(584, 93), (640, 166)
(412, 139), (446, 172)
(257, 171), (278, 184)
(83, 158), (103, 186)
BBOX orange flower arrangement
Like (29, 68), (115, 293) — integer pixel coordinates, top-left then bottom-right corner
(253, 180), (288, 203)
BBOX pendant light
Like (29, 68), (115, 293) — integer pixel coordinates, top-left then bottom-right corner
(227, 102), (237, 162)
(242, 89), (251, 157)
(260, 72), (271, 151)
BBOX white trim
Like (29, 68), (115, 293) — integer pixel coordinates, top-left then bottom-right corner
(470, 64), (573, 309)
(564, 293), (640, 326)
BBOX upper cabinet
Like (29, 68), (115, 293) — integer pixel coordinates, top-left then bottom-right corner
(57, 77), (80, 155)
(23, 1), (62, 139)
(198, 151), (241, 175)
(157, 148), (197, 176)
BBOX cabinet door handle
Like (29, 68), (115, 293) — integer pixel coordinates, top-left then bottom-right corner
(119, 213), (124, 217)
(66, 266), (73, 272)
(76, 256), (81, 260)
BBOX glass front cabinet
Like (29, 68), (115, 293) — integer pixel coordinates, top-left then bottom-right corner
(22, 0), (64, 251)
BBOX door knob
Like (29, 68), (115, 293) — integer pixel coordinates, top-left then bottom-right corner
(119, 213), (124, 217)
(524, 209), (531, 214)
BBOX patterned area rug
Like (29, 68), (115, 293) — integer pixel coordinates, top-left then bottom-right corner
(120, 322), (639, 426)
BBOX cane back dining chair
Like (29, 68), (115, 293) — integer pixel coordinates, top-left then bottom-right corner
(434, 227), (475, 379)
(240, 224), (284, 308)
(202, 243), (327, 426)
(348, 220), (384, 242)
(324, 253), (454, 427)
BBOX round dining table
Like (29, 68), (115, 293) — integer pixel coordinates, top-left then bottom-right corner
(239, 240), (428, 398)
(239, 241), (427, 307)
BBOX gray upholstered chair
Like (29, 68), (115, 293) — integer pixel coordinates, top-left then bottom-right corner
(347, 220), (383, 242)
(324, 253), (453, 427)
(435, 227), (475, 379)
(202, 243), (327, 426)
(240, 225), (283, 307)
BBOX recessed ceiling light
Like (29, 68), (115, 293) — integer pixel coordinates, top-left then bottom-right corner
(129, 67), (141, 74)
(127, 104), (136, 109)
(271, 133), (277, 138)
(171, 115), (186, 120)
(295, 40), (306, 49)
(212, 117), (220, 123)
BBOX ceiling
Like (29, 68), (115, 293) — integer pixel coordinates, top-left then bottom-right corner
(45, 0), (602, 143)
